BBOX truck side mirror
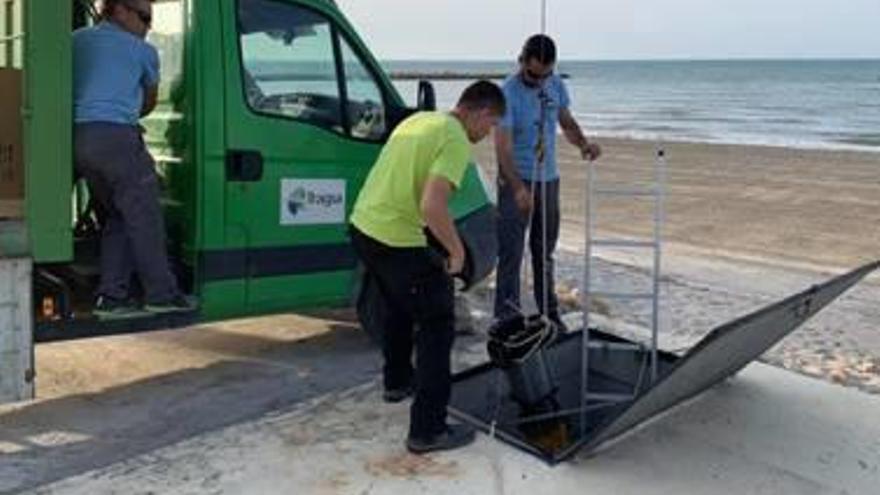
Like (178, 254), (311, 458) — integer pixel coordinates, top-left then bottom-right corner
(417, 80), (436, 111)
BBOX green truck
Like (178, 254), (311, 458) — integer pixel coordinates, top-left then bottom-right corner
(0, 0), (496, 402)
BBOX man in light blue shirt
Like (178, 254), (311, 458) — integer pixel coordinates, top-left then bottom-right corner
(73, 0), (190, 318)
(73, 10), (159, 125)
(494, 34), (602, 329)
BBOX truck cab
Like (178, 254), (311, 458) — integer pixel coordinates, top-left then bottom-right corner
(0, 0), (496, 346)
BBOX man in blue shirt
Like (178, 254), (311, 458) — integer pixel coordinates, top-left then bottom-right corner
(494, 34), (602, 329)
(73, 0), (190, 318)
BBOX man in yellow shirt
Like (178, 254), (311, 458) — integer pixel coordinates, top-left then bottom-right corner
(350, 81), (505, 454)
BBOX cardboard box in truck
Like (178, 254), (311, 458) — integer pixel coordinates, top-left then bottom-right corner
(0, 68), (23, 218)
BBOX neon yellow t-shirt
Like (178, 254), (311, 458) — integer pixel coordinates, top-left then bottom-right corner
(351, 112), (471, 247)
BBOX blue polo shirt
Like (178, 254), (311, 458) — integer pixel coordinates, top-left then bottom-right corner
(499, 73), (570, 182)
(73, 21), (160, 125)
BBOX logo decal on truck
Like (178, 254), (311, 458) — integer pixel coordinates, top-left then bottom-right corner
(280, 179), (346, 225)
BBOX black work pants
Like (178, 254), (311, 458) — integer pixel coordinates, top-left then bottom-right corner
(350, 226), (455, 440)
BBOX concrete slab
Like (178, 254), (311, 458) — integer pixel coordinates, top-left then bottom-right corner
(30, 362), (880, 495)
(0, 257), (32, 403)
(0, 314), (383, 494)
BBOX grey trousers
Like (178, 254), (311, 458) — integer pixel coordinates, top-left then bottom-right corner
(74, 123), (179, 304)
(494, 179), (560, 320)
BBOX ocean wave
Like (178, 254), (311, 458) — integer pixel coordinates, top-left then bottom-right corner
(406, 60), (880, 154)
(586, 130), (880, 153)
(833, 134), (880, 148)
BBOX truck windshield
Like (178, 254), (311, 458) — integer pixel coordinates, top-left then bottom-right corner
(239, 0), (344, 132)
(237, 0), (388, 140)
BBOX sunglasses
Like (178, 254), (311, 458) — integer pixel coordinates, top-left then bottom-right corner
(125, 3), (152, 25)
(523, 67), (553, 83)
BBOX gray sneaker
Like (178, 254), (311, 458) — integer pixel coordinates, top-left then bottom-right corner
(93, 296), (148, 320)
(145, 295), (197, 314)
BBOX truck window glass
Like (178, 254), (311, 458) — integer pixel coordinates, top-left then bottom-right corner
(237, 0), (343, 133)
(0, 0), (23, 68)
(339, 36), (386, 141)
(147, 1), (183, 94)
(145, 0), (184, 161)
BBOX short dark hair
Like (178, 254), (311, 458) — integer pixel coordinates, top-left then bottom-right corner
(101, 0), (150, 19)
(457, 80), (506, 115)
(521, 34), (557, 65)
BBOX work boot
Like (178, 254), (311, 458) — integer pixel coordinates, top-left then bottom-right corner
(406, 424), (476, 454)
(145, 294), (197, 314)
(383, 385), (413, 403)
(93, 295), (148, 320)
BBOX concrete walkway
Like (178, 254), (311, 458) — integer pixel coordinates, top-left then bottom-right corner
(28, 362), (880, 495)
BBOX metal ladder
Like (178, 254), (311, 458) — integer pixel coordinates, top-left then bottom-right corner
(579, 148), (668, 414)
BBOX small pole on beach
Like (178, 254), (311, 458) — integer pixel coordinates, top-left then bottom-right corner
(651, 146), (667, 383)
(580, 151), (596, 435)
(541, 0), (547, 33)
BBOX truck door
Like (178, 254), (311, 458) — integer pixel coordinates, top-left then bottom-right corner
(219, 0), (399, 313)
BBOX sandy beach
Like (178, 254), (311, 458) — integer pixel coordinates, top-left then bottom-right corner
(475, 137), (880, 271)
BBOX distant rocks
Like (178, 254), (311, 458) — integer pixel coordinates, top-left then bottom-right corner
(389, 71), (570, 81)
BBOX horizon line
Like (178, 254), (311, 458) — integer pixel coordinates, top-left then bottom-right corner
(381, 56), (880, 63)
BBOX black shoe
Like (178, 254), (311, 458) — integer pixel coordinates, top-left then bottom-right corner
(406, 424), (476, 454)
(145, 295), (197, 314)
(93, 296), (148, 320)
(383, 386), (413, 403)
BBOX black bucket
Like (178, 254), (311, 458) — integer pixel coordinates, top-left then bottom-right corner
(506, 347), (557, 407)
(488, 314), (559, 407)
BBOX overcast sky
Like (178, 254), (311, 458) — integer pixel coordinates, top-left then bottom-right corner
(335, 0), (880, 61)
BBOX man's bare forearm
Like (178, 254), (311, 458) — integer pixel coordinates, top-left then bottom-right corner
(560, 110), (588, 148)
(563, 125), (588, 148)
(495, 129), (525, 189)
(498, 152), (525, 189)
(425, 205), (465, 260)
(421, 178), (466, 265)
(559, 108), (602, 161)
(141, 85), (158, 117)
